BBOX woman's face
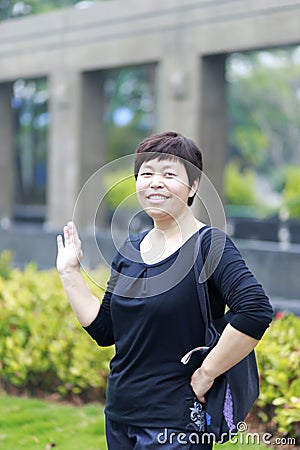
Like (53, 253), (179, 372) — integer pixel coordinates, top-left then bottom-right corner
(136, 157), (197, 222)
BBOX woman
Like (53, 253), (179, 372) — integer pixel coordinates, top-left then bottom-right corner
(56, 131), (273, 449)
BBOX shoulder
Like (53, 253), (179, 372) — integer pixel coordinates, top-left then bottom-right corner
(199, 226), (228, 253)
(199, 226), (238, 251)
(197, 226), (242, 275)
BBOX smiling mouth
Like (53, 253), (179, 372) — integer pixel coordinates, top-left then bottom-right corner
(147, 194), (169, 201)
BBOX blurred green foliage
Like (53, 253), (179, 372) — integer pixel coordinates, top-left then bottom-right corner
(0, 260), (113, 400)
(256, 313), (300, 441)
(282, 166), (300, 218)
(224, 161), (258, 206)
(103, 65), (156, 161)
(227, 48), (300, 218)
(103, 169), (137, 209)
(0, 250), (13, 280)
(228, 49), (300, 174)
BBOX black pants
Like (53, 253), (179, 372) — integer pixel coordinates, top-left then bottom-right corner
(105, 416), (213, 450)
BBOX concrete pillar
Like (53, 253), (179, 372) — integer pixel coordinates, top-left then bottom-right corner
(199, 54), (227, 199)
(197, 54), (227, 226)
(47, 69), (107, 231)
(76, 71), (107, 230)
(0, 82), (14, 224)
(158, 51), (201, 139)
(47, 70), (82, 230)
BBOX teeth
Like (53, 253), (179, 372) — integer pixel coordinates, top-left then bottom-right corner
(148, 195), (167, 200)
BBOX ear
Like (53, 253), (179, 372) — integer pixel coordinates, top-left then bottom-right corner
(188, 177), (200, 199)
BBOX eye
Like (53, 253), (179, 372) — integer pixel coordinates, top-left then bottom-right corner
(140, 172), (152, 177)
(164, 172), (176, 178)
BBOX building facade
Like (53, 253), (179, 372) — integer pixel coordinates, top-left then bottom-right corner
(1, 0), (300, 229)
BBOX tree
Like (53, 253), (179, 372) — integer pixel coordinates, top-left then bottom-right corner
(226, 47), (300, 216)
(103, 65), (156, 160)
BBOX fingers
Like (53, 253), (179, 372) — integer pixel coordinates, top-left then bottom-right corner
(191, 385), (206, 403)
(63, 225), (70, 245)
(69, 221), (81, 246)
(64, 221), (80, 244)
(58, 221), (82, 257)
(56, 234), (64, 250)
(63, 222), (75, 245)
(68, 221), (78, 238)
(59, 221), (82, 256)
(190, 368), (214, 404)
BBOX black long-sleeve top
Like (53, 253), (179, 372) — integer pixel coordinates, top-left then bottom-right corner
(84, 227), (273, 431)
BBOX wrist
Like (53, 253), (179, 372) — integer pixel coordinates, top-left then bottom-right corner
(198, 363), (216, 382)
(59, 266), (81, 278)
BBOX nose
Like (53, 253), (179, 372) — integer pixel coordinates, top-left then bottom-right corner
(150, 172), (164, 188)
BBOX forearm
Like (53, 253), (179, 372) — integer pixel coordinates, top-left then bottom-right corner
(59, 268), (100, 327)
(201, 324), (258, 379)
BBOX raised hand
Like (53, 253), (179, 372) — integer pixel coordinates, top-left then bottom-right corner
(56, 221), (83, 274)
(56, 221), (100, 326)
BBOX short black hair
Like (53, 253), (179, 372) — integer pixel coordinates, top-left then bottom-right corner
(134, 131), (203, 206)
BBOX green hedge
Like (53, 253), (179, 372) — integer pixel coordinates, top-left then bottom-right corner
(255, 312), (300, 441)
(0, 253), (113, 400)
(0, 253), (299, 441)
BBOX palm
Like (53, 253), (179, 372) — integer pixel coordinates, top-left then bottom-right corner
(56, 222), (83, 273)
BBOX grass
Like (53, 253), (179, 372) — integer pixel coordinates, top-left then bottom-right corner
(0, 394), (269, 449)
(0, 394), (107, 450)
